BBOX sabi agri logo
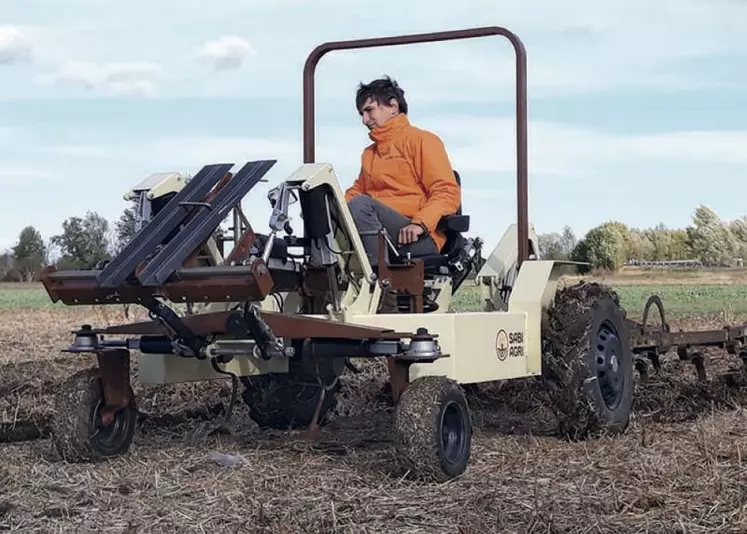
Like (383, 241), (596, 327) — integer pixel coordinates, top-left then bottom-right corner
(495, 329), (509, 361)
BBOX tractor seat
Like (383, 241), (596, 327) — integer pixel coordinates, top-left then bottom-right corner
(416, 213), (470, 274)
(403, 169), (471, 276)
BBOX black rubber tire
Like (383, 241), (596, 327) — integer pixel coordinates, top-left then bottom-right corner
(240, 350), (343, 430)
(240, 374), (341, 430)
(50, 367), (137, 462)
(393, 375), (472, 482)
(543, 284), (634, 440)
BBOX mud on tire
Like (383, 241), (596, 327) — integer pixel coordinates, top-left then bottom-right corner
(393, 376), (472, 482)
(50, 367), (137, 462)
(542, 282), (634, 440)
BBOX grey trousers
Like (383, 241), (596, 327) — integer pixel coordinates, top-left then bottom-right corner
(347, 194), (438, 265)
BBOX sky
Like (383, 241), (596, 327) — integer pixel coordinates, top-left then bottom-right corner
(1, 0), (746, 255)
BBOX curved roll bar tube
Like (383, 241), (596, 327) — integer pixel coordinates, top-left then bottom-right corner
(301, 26), (530, 266)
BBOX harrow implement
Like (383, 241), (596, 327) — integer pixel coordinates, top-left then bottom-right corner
(629, 295), (747, 382)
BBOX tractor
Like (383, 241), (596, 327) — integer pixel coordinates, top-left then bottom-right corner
(40, 26), (638, 482)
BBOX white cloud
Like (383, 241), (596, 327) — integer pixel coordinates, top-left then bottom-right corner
(3, 0), (744, 101)
(0, 25), (34, 65)
(36, 61), (163, 97)
(197, 36), (256, 70)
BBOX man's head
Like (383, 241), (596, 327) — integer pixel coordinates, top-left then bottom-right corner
(355, 76), (408, 130)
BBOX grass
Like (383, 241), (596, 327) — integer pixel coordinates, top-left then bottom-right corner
(615, 284), (747, 316)
(0, 284), (62, 310)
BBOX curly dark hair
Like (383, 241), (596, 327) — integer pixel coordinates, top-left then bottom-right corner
(355, 76), (408, 114)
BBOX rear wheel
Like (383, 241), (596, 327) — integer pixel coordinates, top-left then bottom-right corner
(542, 283), (634, 439)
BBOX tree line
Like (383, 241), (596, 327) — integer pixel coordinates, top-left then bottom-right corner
(538, 205), (747, 270)
(1, 203), (744, 283)
(0, 207), (137, 282)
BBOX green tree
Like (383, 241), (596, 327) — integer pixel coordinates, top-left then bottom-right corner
(114, 199), (139, 253)
(572, 221), (631, 270)
(0, 252), (13, 281)
(685, 205), (737, 265)
(628, 228), (655, 261)
(51, 211), (112, 270)
(537, 232), (566, 260)
(729, 216), (747, 260)
(537, 225), (576, 260)
(11, 226), (46, 281)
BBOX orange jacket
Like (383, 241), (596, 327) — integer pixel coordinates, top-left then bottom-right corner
(344, 113), (460, 252)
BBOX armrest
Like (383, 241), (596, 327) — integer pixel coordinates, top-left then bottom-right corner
(436, 214), (470, 233)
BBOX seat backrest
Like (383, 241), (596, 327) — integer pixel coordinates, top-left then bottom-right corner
(453, 170), (462, 216)
(437, 170), (468, 255)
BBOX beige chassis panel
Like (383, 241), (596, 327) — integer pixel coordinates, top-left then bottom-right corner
(347, 310), (532, 383)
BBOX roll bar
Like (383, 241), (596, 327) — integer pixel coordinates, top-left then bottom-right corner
(302, 26), (529, 266)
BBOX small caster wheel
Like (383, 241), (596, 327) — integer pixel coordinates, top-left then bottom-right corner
(393, 375), (472, 482)
(50, 367), (137, 462)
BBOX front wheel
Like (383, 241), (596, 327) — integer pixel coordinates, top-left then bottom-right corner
(393, 375), (472, 482)
(50, 367), (137, 462)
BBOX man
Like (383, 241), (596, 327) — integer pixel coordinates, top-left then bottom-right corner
(345, 76), (460, 267)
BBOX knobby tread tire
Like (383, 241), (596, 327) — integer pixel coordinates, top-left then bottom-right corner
(541, 282), (635, 440)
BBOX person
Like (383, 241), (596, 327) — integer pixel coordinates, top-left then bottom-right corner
(344, 76), (460, 267)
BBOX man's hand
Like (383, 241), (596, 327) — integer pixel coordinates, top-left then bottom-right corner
(398, 223), (425, 245)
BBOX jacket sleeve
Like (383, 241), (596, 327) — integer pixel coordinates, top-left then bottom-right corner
(409, 132), (461, 233)
(344, 150), (370, 201)
(344, 167), (366, 201)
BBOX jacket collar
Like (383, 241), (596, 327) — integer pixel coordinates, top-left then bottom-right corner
(368, 113), (410, 145)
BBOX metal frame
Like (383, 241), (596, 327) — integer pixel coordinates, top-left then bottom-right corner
(136, 160), (276, 286)
(96, 163), (234, 288)
(302, 26), (530, 267)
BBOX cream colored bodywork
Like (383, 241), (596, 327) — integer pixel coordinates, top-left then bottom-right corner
(130, 162), (567, 386)
(124, 172), (189, 201)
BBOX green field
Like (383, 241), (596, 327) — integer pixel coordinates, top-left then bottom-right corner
(6, 279), (747, 318)
(0, 284), (61, 310)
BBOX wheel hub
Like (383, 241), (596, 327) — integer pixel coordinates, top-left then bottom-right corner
(440, 401), (468, 464)
(594, 321), (625, 409)
(90, 399), (134, 454)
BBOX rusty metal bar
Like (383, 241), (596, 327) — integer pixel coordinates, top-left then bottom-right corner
(41, 259), (275, 306)
(631, 324), (747, 351)
(98, 308), (413, 340)
(95, 349), (133, 425)
(302, 26), (530, 266)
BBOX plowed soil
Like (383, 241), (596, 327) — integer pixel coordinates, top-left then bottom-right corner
(2, 301), (747, 533)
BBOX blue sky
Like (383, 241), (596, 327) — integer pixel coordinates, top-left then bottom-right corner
(1, 0), (746, 254)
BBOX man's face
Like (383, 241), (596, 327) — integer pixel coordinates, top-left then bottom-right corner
(359, 97), (398, 130)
